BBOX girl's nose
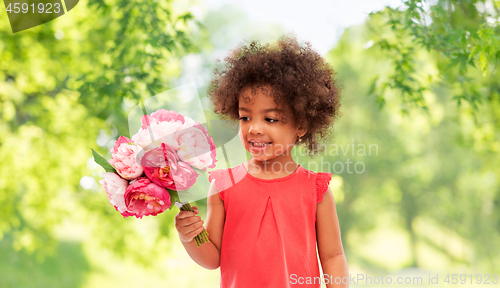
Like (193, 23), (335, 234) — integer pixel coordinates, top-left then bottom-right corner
(248, 122), (263, 135)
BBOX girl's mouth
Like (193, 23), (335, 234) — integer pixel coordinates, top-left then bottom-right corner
(249, 141), (272, 152)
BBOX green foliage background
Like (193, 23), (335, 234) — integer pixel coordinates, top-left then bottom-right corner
(0, 0), (499, 287)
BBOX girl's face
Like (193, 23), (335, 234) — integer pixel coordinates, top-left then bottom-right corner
(237, 85), (305, 162)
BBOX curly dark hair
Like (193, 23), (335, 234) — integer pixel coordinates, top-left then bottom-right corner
(206, 33), (342, 157)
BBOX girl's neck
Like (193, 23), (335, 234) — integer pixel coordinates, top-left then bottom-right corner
(244, 155), (299, 180)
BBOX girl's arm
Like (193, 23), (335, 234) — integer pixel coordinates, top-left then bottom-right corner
(176, 181), (225, 270)
(316, 186), (349, 287)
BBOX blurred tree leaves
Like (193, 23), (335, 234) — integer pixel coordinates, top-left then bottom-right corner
(363, 4), (500, 269)
(321, 5), (500, 271)
(369, 0), (500, 118)
(0, 0), (205, 264)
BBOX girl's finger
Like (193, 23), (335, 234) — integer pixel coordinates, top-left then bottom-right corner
(185, 225), (205, 239)
(182, 220), (204, 234)
(176, 210), (196, 219)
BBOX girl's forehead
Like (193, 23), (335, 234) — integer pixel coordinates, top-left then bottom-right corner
(238, 96), (287, 115)
(239, 93), (275, 106)
(239, 84), (274, 98)
(238, 86), (283, 109)
(237, 85), (295, 120)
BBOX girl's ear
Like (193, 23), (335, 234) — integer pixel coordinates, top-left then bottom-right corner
(297, 126), (307, 138)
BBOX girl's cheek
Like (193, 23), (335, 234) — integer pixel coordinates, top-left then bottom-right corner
(238, 126), (247, 147)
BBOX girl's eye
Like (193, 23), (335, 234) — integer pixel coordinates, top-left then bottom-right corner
(238, 116), (278, 123)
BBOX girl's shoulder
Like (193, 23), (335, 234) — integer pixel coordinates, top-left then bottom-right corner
(300, 167), (333, 203)
(207, 164), (245, 200)
(315, 171), (333, 203)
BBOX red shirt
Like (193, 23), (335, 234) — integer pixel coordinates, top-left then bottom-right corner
(208, 163), (333, 287)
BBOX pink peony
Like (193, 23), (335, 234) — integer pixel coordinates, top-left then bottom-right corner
(99, 172), (134, 218)
(109, 141), (144, 180)
(175, 122), (217, 171)
(132, 121), (186, 151)
(131, 126), (162, 150)
(134, 110), (199, 151)
(141, 109), (186, 129)
(111, 136), (132, 154)
(141, 143), (198, 191)
(124, 177), (171, 218)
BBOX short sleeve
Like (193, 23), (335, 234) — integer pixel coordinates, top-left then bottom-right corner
(208, 169), (226, 200)
(316, 172), (333, 203)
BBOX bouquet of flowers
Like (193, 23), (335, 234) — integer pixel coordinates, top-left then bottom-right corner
(92, 109), (217, 247)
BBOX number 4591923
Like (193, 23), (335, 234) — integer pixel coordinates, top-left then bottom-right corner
(444, 274), (498, 285)
(5, 2), (61, 14)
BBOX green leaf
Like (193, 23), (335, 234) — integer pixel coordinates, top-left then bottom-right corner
(368, 75), (379, 95)
(375, 95), (386, 110)
(91, 148), (116, 173)
(468, 58), (476, 68)
(167, 188), (180, 210)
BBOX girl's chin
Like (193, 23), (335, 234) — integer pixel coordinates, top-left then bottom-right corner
(247, 149), (270, 159)
(248, 151), (281, 162)
(247, 147), (287, 157)
(249, 152), (269, 159)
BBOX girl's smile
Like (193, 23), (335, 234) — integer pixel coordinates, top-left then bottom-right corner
(248, 140), (272, 153)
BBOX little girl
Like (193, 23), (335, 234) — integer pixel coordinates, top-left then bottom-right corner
(175, 34), (348, 287)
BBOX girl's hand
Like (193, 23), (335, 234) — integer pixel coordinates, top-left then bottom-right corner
(175, 206), (205, 243)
